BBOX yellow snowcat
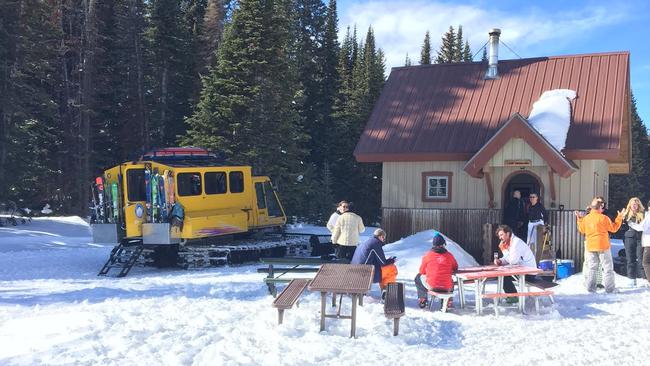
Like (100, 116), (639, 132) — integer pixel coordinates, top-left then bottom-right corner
(92, 147), (288, 277)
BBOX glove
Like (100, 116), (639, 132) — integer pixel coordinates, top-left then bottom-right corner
(386, 256), (396, 265)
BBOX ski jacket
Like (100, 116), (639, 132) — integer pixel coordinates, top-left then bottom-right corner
(500, 235), (537, 268)
(418, 249), (458, 290)
(628, 213), (650, 247)
(331, 212), (365, 246)
(351, 236), (391, 283)
(577, 211), (623, 251)
(326, 210), (341, 232)
(527, 203), (547, 224)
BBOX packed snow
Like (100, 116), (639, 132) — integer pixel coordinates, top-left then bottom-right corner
(528, 89), (577, 152)
(1, 218), (649, 365)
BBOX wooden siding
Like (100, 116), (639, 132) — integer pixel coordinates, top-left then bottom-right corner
(383, 159), (608, 211)
(487, 138), (546, 167)
(383, 208), (586, 270)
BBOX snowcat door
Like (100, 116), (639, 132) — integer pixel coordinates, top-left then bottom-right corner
(254, 180), (269, 227)
(123, 166), (146, 238)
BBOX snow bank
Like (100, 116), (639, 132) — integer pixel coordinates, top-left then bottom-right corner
(0, 216), (96, 253)
(2, 219), (650, 365)
(383, 230), (479, 281)
(528, 89), (576, 152)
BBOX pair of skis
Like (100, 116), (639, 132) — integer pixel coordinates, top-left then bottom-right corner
(144, 167), (175, 223)
(90, 176), (119, 224)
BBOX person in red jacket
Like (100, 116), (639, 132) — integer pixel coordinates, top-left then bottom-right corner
(414, 233), (459, 308)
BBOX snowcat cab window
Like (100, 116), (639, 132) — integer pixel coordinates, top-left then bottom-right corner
(229, 171), (244, 193)
(255, 182), (266, 209)
(205, 172), (227, 194)
(126, 169), (146, 201)
(264, 181), (282, 217)
(178, 172), (202, 196)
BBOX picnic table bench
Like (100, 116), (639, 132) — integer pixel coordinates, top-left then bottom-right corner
(384, 282), (405, 336)
(272, 278), (311, 324)
(258, 257), (349, 296)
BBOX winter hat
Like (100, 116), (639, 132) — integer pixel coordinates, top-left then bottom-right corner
(432, 234), (446, 248)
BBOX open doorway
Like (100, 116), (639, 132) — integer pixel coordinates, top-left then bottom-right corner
(502, 171), (543, 238)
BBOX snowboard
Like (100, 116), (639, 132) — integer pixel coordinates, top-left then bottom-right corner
(151, 172), (159, 223)
(158, 173), (166, 222)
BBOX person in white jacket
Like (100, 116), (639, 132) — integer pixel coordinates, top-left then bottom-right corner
(494, 225), (537, 298)
(628, 202), (650, 287)
(331, 208), (365, 260)
(326, 201), (348, 232)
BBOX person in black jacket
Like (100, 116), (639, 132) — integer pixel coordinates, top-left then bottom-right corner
(526, 192), (547, 255)
(504, 190), (526, 240)
(622, 197), (645, 287)
(351, 229), (396, 292)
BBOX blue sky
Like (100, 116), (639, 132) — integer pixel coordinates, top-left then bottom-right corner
(337, 0), (650, 128)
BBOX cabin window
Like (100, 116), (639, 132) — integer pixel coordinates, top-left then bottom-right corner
(178, 172), (202, 196)
(229, 171), (244, 193)
(422, 171), (453, 202)
(205, 172), (227, 194)
(126, 169), (146, 202)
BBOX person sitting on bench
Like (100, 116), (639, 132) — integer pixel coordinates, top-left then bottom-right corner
(351, 228), (396, 298)
(494, 225), (537, 303)
(415, 233), (458, 309)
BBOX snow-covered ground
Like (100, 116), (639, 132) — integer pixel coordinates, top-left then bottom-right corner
(1, 218), (649, 365)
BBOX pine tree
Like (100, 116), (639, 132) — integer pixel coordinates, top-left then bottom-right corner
(453, 25), (463, 62)
(404, 53), (412, 66)
(0, 0), (62, 207)
(183, 0), (307, 214)
(463, 40), (473, 62)
(420, 30), (431, 65)
(481, 47), (488, 62)
(147, 0), (195, 146)
(609, 95), (650, 210)
(199, 0), (227, 73)
(436, 26), (456, 63)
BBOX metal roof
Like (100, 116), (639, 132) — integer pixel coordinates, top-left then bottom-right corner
(354, 51), (630, 162)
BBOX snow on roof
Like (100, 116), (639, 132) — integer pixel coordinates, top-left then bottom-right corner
(528, 89), (577, 152)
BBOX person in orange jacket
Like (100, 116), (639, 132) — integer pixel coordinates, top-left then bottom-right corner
(415, 233), (458, 309)
(575, 198), (625, 293)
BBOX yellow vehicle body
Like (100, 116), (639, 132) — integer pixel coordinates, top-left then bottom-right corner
(103, 157), (286, 242)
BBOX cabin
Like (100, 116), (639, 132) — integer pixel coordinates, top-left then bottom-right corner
(354, 29), (631, 266)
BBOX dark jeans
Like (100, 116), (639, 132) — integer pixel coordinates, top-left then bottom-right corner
(624, 231), (644, 279)
(334, 245), (356, 261)
(414, 274), (452, 299)
(503, 274), (534, 293)
(643, 247), (650, 281)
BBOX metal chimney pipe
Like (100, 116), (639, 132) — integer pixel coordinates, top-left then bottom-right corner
(485, 28), (501, 79)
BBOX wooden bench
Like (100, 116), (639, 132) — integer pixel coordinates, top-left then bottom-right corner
(384, 282), (405, 336)
(482, 291), (554, 316)
(272, 279), (310, 324)
(427, 290), (454, 312)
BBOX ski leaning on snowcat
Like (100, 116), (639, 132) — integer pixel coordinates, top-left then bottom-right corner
(92, 147), (289, 277)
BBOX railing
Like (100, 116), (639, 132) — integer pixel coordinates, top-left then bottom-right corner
(382, 208), (586, 270)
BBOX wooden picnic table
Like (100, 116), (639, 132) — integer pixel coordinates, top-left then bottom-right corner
(308, 263), (374, 338)
(455, 265), (542, 315)
(258, 257), (349, 296)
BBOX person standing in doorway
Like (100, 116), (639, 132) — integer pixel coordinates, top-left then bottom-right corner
(331, 203), (365, 260)
(504, 190), (526, 240)
(622, 197), (645, 287)
(526, 193), (547, 255)
(575, 199), (624, 293)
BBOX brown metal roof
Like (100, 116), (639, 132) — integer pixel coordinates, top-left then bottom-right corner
(354, 51), (631, 162)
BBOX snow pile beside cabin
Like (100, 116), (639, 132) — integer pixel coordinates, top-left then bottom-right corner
(528, 89), (577, 152)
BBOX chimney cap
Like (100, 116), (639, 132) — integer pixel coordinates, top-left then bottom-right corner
(489, 28), (501, 36)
